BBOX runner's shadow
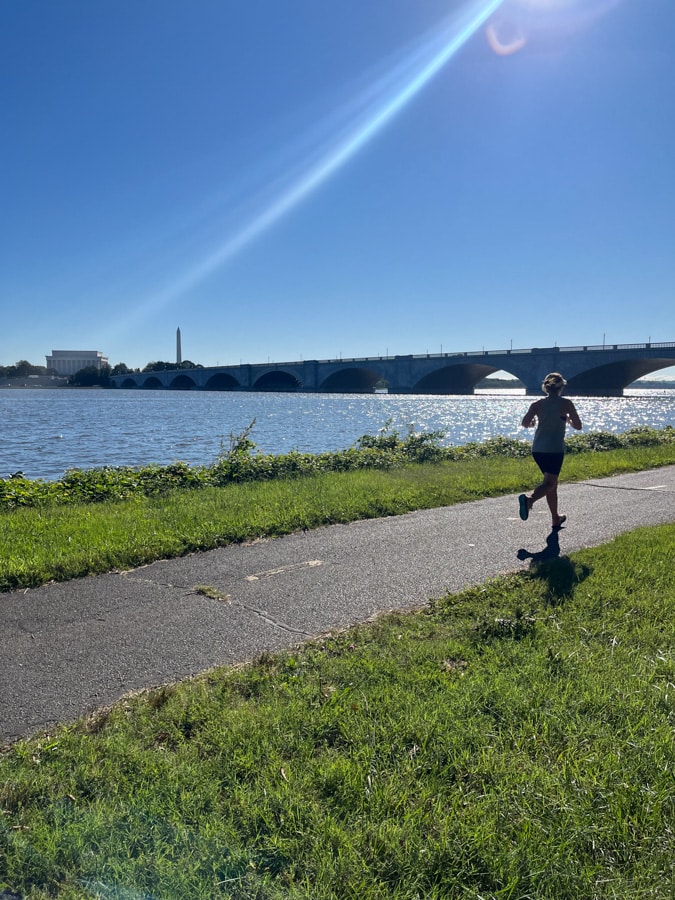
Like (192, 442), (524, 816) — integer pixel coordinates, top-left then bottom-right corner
(517, 528), (591, 605)
(517, 528), (561, 564)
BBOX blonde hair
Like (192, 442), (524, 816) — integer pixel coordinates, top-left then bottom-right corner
(542, 372), (566, 394)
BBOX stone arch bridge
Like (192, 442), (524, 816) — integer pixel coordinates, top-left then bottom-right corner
(110, 342), (675, 397)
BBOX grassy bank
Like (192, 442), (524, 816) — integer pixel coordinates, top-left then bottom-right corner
(1, 523), (673, 898)
(2, 425), (674, 511)
(0, 427), (674, 593)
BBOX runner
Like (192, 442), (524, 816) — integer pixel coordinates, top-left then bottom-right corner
(519, 372), (582, 529)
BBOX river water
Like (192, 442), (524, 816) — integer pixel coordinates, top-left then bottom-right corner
(2, 388), (674, 481)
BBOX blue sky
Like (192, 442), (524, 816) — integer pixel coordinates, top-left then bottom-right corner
(2, 0), (674, 376)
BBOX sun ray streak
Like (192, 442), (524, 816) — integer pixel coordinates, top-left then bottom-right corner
(129, 0), (505, 322)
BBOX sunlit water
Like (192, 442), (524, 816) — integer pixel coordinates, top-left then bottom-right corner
(1, 388), (674, 480)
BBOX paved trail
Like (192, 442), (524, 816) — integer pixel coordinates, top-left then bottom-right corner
(1, 466), (674, 742)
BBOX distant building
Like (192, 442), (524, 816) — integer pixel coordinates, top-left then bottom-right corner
(45, 350), (109, 376)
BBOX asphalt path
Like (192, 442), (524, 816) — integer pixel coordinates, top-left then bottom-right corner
(1, 466), (674, 743)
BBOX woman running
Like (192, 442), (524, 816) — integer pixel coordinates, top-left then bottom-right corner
(519, 372), (582, 529)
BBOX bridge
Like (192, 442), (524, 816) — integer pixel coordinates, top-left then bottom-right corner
(109, 341), (675, 396)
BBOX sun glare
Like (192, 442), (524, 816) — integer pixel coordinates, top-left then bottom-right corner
(120, 0), (505, 328)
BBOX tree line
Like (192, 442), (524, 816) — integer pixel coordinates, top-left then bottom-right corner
(71, 360), (203, 386)
(0, 359), (203, 387)
(0, 360), (49, 378)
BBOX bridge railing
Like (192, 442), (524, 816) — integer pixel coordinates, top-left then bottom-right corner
(319, 341), (674, 365)
(248, 341), (673, 367)
(395, 341), (674, 361)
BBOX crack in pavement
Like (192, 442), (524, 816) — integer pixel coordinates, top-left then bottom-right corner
(122, 571), (312, 637)
(230, 598), (314, 636)
(582, 483), (675, 493)
(245, 559), (323, 581)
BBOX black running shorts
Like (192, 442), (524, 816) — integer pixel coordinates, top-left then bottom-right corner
(532, 451), (564, 476)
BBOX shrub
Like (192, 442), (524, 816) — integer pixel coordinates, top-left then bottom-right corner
(1, 424), (672, 512)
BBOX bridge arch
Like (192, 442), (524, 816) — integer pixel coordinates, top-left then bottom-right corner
(566, 356), (675, 396)
(205, 372), (241, 391)
(142, 376), (163, 390)
(319, 367), (382, 393)
(413, 362), (501, 395)
(169, 373), (197, 390)
(120, 377), (138, 389)
(253, 370), (302, 392)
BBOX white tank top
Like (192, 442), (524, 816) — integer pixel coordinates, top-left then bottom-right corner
(532, 396), (567, 454)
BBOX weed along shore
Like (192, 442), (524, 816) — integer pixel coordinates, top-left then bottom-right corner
(0, 427), (674, 898)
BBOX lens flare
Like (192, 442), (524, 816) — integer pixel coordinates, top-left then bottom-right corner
(122, 0), (505, 327)
(485, 0), (622, 56)
(486, 20), (527, 55)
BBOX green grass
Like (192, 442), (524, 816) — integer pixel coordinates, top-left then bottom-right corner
(1, 524), (674, 898)
(1, 438), (674, 592)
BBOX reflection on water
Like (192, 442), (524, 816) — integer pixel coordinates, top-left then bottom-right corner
(1, 388), (673, 480)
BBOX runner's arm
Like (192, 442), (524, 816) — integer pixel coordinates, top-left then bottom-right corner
(521, 401), (539, 428)
(563, 399), (582, 430)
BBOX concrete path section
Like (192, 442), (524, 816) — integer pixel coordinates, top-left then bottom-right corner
(1, 466), (674, 743)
